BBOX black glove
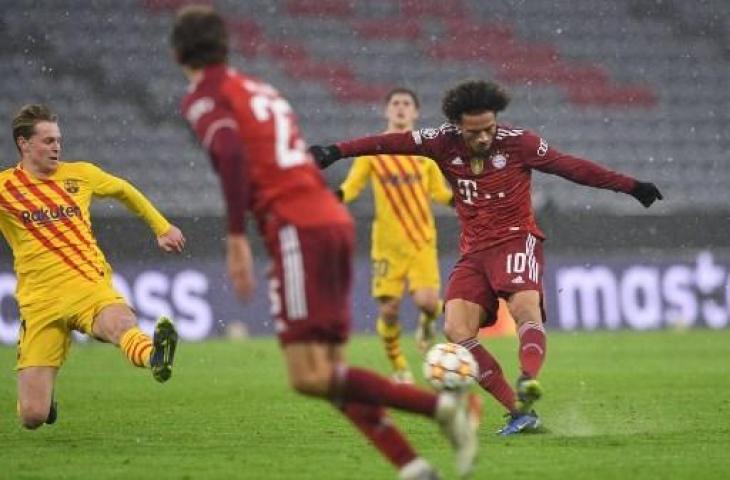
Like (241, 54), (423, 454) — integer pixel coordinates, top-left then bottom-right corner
(309, 144), (342, 169)
(630, 181), (663, 208)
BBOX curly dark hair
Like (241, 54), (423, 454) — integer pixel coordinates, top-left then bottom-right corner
(171, 5), (228, 69)
(442, 80), (510, 123)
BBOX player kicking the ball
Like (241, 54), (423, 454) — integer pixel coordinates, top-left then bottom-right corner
(1, 104), (184, 429)
(310, 80), (663, 435)
(172, 7), (480, 479)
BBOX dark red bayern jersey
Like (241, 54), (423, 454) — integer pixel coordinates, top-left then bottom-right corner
(337, 123), (638, 254)
(182, 64), (350, 233)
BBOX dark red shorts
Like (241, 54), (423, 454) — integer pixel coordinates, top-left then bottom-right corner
(445, 233), (546, 327)
(265, 220), (353, 345)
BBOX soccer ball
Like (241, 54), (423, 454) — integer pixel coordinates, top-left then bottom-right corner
(423, 343), (479, 391)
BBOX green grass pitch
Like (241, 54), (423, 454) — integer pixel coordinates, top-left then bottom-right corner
(2, 330), (730, 479)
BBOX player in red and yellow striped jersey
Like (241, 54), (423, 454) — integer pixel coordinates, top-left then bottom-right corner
(0, 105), (185, 429)
(338, 89), (452, 382)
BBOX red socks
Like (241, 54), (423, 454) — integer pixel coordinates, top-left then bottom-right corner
(518, 322), (547, 378)
(333, 365), (437, 417)
(458, 337), (516, 413)
(340, 403), (416, 468)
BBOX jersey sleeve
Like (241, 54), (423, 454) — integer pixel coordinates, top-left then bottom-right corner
(338, 156), (371, 203)
(424, 158), (453, 205)
(337, 126), (449, 160)
(520, 131), (637, 193)
(186, 99), (250, 234)
(86, 163), (171, 236)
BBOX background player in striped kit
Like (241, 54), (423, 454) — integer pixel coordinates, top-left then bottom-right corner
(310, 79), (663, 435)
(0, 104), (184, 429)
(337, 88), (453, 383)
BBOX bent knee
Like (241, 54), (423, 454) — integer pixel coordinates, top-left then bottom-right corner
(443, 317), (475, 343)
(509, 303), (542, 326)
(378, 299), (400, 323)
(415, 298), (440, 315)
(289, 372), (331, 397)
(19, 405), (48, 430)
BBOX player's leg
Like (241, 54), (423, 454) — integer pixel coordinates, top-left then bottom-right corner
(506, 290), (546, 411)
(372, 255), (412, 381)
(282, 342), (429, 476)
(284, 341), (432, 476)
(15, 310), (67, 429)
(276, 223), (478, 477)
(499, 234), (547, 385)
(17, 367), (58, 429)
(412, 288), (442, 353)
(444, 299), (516, 413)
(376, 296), (413, 382)
(443, 257), (517, 414)
(410, 244), (443, 353)
(492, 234), (546, 434)
(91, 303), (178, 382)
(283, 342), (479, 478)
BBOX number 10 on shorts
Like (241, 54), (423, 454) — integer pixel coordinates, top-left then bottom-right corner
(506, 252), (539, 283)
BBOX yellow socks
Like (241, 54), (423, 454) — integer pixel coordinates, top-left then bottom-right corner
(376, 317), (409, 372)
(119, 327), (153, 368)
(419, 299), (443, 327)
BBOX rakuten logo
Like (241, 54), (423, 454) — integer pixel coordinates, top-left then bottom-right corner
(20, 204), (81, 224)
(556, 251), (730, 330)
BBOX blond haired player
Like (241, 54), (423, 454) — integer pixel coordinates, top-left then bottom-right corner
(338, 88), (452, 382)
(0, 104), (185, 429)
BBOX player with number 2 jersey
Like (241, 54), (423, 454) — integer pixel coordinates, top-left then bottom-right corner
(174, 7), (481, 478)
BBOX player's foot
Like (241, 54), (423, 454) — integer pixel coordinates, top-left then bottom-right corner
(45, 397), (58, 425)
(497, 410), (541, 436)
(151, 316), (178, 383)
(515, 375), (543, 414)
(399, 457), (442, 480)
(415, 317), (436, 353)
(392, 369), (415, 384)
(436, 392), (481, 478)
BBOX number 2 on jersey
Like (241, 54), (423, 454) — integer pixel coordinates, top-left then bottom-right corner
(250, 95), (307, 169)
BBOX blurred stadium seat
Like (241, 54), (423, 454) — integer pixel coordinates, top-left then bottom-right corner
(0, 0), (726, 215)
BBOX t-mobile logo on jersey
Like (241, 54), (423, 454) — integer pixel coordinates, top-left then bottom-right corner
(457, 178), (478, 205)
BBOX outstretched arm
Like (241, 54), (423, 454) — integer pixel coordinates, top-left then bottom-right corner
(89, 164), (185, 251)
(310, 131), (429, 169)
(522, 133), (662, 208)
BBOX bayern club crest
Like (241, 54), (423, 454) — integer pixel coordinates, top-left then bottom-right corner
(491, 153), (508, 169)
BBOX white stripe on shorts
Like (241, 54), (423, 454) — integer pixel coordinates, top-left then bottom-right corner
(525, 233), (539, 283)
(279, 225), (307, 320)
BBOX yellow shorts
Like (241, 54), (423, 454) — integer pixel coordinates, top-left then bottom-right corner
(371, 244), (441, 299)
(16, 282), (126, 370)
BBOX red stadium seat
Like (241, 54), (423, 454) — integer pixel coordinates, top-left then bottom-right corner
(287, 0), (354, 18)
